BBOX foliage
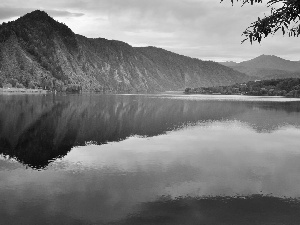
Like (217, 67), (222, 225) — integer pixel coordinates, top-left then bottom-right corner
(0, 10), (75, 87)
(0, 76), (4, 88)
(0, 10), (77, 50)
(16, 82), (25, 88)
(185, 78), (300, 97)
(0, 10), (252, 92)
(66, 84), (82, 93)
(3, 83), (12, 88)
(53, 80), (65, 92)
(137, 46), (250, 87)
(8, 78), (18, 87)
(0, 10), (81, 91)
(28, 81), (36, 89)
(221, 0), (300, 43)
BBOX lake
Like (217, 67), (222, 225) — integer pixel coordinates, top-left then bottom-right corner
(1, 93), (300, 225)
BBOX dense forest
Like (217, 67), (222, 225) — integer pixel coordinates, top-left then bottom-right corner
(185, 78), (300, 98)
(0, 10), (250, 93)
(0, 10), (82, 92)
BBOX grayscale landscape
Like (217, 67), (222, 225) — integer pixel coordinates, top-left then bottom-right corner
(1, 1), (300, 224)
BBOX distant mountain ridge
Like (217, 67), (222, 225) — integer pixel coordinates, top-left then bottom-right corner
(0, 10), (250, 92)
(219, 55), (300, 80)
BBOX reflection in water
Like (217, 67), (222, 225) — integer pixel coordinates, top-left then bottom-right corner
(1, 94), (300, 224)
(116, 195), (300, 225)
(0, 94), (300, 168)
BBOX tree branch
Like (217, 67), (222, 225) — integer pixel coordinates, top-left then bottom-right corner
(221, 0), (300, 43)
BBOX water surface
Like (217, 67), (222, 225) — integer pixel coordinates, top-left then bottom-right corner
(1, 93), (300, 224)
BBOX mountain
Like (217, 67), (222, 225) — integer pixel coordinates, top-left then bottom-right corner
(236, 55), (300, 71)
(219, 61), (239, 67)
(219, 55), (300, 79)
(0, 10), (250, 92)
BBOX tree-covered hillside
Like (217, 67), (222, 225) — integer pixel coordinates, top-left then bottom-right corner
(185, 78), (300, 98)
(219, 55), (300, 80)
(0, 10), (251, 92)
(0, 10), (80, 91)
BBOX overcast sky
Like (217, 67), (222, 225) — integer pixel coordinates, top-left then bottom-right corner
(0, 0), (299, 62)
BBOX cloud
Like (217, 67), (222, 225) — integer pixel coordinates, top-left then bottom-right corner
(46, 9), (84, 17)
(0, 0), (299, 62)
(0, 7), (83, 20)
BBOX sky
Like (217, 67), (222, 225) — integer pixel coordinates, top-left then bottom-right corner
(0, 0), (299, 62)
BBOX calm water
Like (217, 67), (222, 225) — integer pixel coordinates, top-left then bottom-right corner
(1, 93), (300, 225)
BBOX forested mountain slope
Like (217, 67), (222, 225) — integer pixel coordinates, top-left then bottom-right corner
(0, 10), (251, 92)
(220, 55), (300, 80)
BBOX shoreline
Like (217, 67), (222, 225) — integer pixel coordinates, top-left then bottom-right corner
(0, 88), (48, 94)
(183, 92), (299, 98)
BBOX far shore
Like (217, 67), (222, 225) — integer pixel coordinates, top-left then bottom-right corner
(0, 88), (48, 94)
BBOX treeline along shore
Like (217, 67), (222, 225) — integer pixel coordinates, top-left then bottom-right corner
(184, 78), (300, 98)
(0, 87), (47, 94)
(0, 81), (83, 93)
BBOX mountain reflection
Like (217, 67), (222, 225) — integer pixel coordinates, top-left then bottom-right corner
(0, 94), (300, 169)
(113, 195), (300, 225)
